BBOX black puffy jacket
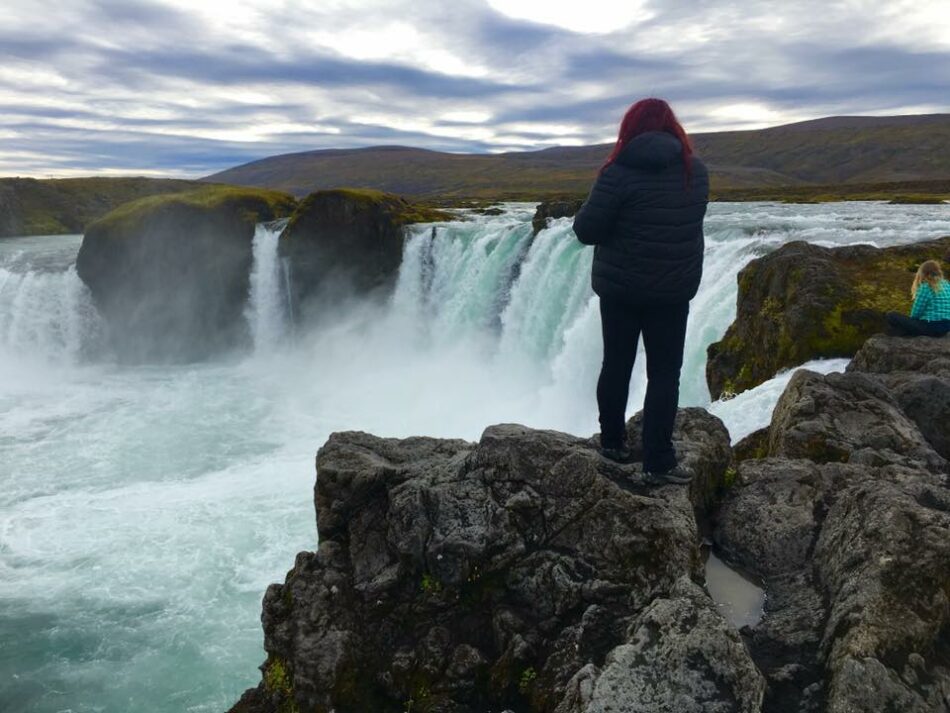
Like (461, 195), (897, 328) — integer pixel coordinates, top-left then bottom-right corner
(572, 131), (708, 305)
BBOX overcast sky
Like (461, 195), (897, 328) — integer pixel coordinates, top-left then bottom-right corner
(1, 0), (948, 178)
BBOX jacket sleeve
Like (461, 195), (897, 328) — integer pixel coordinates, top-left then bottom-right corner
(910, 285), (931, 319)
(572, 167), (623, 246)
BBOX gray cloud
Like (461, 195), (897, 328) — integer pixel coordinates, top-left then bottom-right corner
(0, 0), (946, 176)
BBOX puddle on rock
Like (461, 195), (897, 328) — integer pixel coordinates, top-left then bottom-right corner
(704, 552), (766, 629)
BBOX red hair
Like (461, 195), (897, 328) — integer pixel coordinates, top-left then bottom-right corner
(601, 98), (693, 178)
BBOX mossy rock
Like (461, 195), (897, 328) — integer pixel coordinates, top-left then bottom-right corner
(278, 188), (451, 317)
(531, 196), (584, 235)
(76, 186), (296, 362)
(706, 236), (950, 397)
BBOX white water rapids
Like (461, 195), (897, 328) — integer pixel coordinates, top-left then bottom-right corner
(1, 201), (948, 712)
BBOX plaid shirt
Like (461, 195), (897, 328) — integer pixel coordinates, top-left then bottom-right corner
(911, 279), (950, 321)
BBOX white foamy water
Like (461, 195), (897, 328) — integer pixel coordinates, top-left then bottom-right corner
(1, 201), (948, 712)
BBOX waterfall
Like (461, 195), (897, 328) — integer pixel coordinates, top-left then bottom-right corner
(245, 221), (289, 352)
(392, 211), (762, 413)
(0, 263), (103, 364)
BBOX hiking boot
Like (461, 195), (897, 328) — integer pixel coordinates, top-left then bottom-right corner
(599, 445), (633, 464)
(643, 465), (694, 485)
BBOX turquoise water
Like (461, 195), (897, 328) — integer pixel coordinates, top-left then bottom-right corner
(1, 202), (948, 712)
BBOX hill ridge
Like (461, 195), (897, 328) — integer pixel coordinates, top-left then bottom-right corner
(205, 113), (950, 199)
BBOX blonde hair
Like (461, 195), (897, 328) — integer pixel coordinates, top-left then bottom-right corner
(912, 260), (945, 298)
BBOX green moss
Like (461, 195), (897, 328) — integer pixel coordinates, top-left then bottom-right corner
(518, 667), (537, 695)
(420, 573), (442, 594)
(723, 467), (738, 487)
(92, 185), (296, 236)
(263, 656), (300, 713)
(403, 684), (431, 713)
(761, 297), (782, 319)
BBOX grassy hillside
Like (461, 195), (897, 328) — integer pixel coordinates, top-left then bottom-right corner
(89, 185), (297, 236)
(205, 114), (950, 200)
(0, 176), (205, 238)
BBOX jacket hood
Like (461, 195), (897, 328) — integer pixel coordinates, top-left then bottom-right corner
(616, 131), (683, 170)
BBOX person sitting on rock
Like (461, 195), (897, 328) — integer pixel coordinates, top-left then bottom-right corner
(572, 98), (708, 483)
(886, 260), (950, 337)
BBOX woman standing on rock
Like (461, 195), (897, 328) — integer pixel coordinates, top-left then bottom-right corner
(573, 98), (708, 483)
(886, 260), (950, 337)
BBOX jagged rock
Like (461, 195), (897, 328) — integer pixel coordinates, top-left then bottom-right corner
(706, 236), (950, 397)
(532, 198), (583, 235)
(558, 577), (765, 713)
(278, 188), (450, 318)
(847, 334), (950, 458)
(716, 459), (950, 713)
(716, 459), (850, 577)
(848, 333), (950, 378)
(816, 476), (950, 713)
(229, 410), (766, 713)
(76, 186), (295, 362)
(714, 347), (950, 712)
(767, 370), (946, 471)
(733, 428), (769, 462)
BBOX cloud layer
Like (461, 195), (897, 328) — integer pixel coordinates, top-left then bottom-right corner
(1, 0), (947, 177)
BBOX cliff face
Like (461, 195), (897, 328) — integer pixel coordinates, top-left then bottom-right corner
(277, 189), (451, 319)
(230, 410), (767, 713)
(76, 186), (295, 362)
(706, 236), (950, 398)
(231, 335), (950, 713)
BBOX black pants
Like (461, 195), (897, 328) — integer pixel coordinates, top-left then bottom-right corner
(597, 298), (689, 472)
(886, 312), (950, 337)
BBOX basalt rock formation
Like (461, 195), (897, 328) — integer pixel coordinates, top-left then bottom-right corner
(706, 236), (950, 398)
(232, 334), (950, 713)
(76, 186), (295, 362)
(277, 189), (450, 319)
(229, 409), (767, 713)
(531, 198), (583, 236)
(714, 335), (950, 712)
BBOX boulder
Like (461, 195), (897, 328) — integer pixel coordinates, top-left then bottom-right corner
(532, 198), (583, 235)
(714, 346), (950, 713)
(229, 410), (767, 713)
(847, 334), (950, 458)
(76, 186), (295, 362)
(556, 577), (765, 713)
(848, 333), (950, 378)
(766, 370), (946, 471)
(706, 236), (950, 398)
(277, 189), (450, 318)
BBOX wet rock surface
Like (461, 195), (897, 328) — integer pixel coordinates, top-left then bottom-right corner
(531, 198), (584, 236)
(229, 410), (767, 713)
(714, 335), (950, 713)
(277, 188), (450, 318)
(76, 187), (294, 362)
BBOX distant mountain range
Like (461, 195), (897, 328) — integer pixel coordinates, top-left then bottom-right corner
(205, 114), (950, 200)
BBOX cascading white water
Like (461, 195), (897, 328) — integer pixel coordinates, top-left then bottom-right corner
(0, 238), (103, 365)
(245, 221), (289, 352)
(392, 204), (791, 430)
(2, 201), (949, 713)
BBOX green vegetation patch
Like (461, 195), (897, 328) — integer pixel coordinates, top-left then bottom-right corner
(90, 184), (296, 236)
(0, 176), (206, 238)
